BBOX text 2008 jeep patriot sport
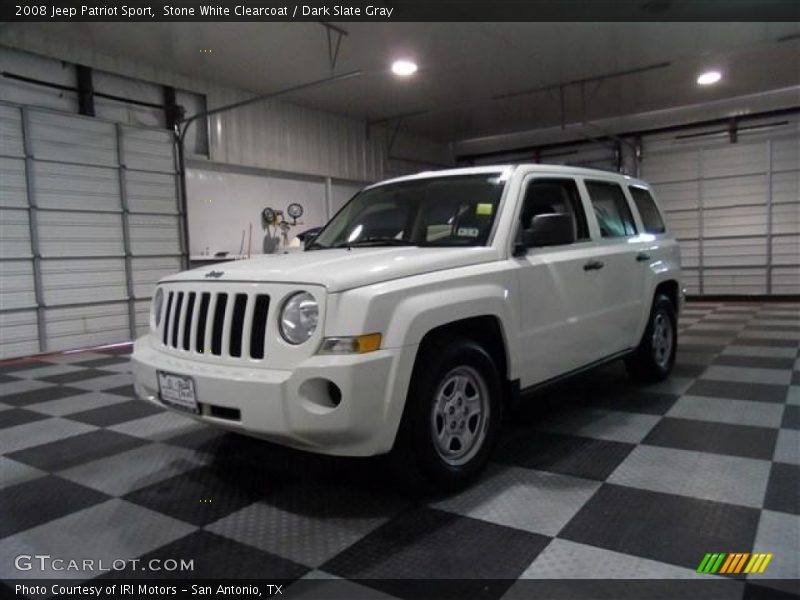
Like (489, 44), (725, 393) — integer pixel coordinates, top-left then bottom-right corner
(132, 165), (682, 487)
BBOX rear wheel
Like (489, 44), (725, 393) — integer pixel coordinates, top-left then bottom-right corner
(392, 337), (503, 490)
(625, 294), (677, 382)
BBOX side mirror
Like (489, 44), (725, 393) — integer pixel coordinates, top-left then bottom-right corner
(521, 213), (576, 249)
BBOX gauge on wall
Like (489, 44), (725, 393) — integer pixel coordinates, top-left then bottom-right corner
(287, 203), (304, 220)
(262, 207), (276, 225)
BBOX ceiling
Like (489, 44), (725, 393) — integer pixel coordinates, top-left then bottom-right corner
(2, 21), (799, 142)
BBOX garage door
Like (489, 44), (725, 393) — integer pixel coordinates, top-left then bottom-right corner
(640, 116), (799, 295)
(0, 101), (184, 359)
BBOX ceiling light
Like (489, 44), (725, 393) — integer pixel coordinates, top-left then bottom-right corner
(391, 60), (418, 77)
(697, 70), (722, 86)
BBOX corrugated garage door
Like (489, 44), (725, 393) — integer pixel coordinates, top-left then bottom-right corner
(640, 115), (799, 295)
(0, 101), (184, 359)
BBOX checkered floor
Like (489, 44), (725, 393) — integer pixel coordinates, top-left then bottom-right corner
(1, 301), (798, 599)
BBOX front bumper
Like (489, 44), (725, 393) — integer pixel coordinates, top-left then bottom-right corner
(131, 337), (415, 456)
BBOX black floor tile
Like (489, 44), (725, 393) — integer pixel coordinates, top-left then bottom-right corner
(577, 389), (680, 416)
(123, 467), (260, 526)
(41, 369), (115, 385)
(743, 583), (800, 600)
(494, 431), (635, 481)
(558, 484), (760, 570)
(74, 356), (131, 369)
(731, 338), (798, 348)
(643, 417), (777, 460)
(0, 408), (49, 430)
(103, 384), (136, 398)
(0, 475), (108, 538)
(0, 373), (20, 384)
(782, 406), (800, 430)
(793, 371), (800, 386)
(686, 379), (788, 404)
(713, 355), (796, 370)
(0, 361), (50, 375)
(764, 462), (799, 515)
(323, 507), (550, 599)
(7, 430), (147, 472)
(679, 343), (726, 354)
(162, 426), (227, 451)
(66, 399), (164, 427)
(1, 385), (87, 407)
(100, 530), (309, 580)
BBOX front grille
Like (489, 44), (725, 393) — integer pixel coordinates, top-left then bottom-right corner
(159, 288), (270, 360)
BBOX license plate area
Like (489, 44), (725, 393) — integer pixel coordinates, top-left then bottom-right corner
(157, 371), (199, 415)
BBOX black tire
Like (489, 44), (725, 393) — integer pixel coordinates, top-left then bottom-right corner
(625, 294), (677, 382)
(391, 336), (504, 491)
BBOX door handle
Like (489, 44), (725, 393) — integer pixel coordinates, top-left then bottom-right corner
(636, 252), (651, 262)
(583, 260), (604, 271)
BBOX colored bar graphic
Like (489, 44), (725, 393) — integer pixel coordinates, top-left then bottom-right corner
(698, 552), (773, 575)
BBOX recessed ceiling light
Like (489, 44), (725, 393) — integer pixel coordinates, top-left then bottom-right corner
(697, 70), (722, 86)
(391, 60), (418, 77)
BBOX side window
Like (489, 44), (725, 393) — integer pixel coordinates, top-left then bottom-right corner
(585, 180), (637, 238)
(520, 178), (589, 242)
(629, 186), (666, 234)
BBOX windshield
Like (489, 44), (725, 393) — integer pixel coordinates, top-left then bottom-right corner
(309, 173), (506, 249)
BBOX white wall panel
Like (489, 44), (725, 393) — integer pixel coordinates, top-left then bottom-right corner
(703, 206), (768, 239)
(122, 127), (175, 172)
(134, 299), (151, 337)
(663, 210), (700, 240)
(0, 104), (24, 157)
(131, 256), (181, 299)
(28, 110), (117, 166)
(772, 171), (799, 205)
(772, 202), (800, 236)
(772, 266), (800, 295)
(37, 211), (124, 257)
(125, 170), (178, 214)
(44, 303), (130, 352)
(704, 269), (767, 295)
(40, 258), (127, 306)
(0, 310), (39, 359)
(702, 142), (765, 178)
(0, 260), (36, 310)
(0, 208), (32, 257)
(703, 237), (766, 268)
(0, 48), (76, 113)
(702, 174), (766, 209)
(0, 157), (28, 207)
(655, 180), (700, 211)
(128, 214), (181, 255)
(772, 236), (800, 266)
(330, 181), (364, 216)
(33, 162), (121, 212)
(641, 149), (699, 184)
(94, 70), (164, 129)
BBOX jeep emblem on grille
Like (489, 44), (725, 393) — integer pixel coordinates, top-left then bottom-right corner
(205, 270), (225, 279)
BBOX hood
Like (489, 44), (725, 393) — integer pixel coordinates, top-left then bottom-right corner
(166, 246), (499, 292)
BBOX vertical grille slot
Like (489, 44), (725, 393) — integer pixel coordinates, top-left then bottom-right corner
(171, 292), (184, 348)
(196, 292), (211, 354)
(211, 293), (228, 356)
(162, 292), (174, 346)
(182, 292), (196, 350)
(250, 295), (270, 359)
(229, 294), (248, 357)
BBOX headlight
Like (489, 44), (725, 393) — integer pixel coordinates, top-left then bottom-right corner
(152, 288), (164, 328)
(279, 292), (319, 345)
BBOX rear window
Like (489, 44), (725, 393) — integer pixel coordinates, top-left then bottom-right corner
(629, 186), (666, 234)
(585, 181), (637, 238)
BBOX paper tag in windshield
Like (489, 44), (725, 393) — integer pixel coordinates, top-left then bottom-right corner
(457, 227), (480, 237)
(476, 203), (493, 216)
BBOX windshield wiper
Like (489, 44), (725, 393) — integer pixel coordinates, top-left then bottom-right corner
(336, 237), (418, 248)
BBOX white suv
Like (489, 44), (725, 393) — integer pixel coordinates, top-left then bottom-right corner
(132, 165), (682, 487)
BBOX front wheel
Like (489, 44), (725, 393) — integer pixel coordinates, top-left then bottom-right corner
(391, 337), (503, 491)
(625, 294), (677, 382)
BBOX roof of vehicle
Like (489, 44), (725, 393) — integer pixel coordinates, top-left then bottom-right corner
(368, 164), (651, 189)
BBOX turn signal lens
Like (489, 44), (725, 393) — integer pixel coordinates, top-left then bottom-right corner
(319, 333), (382, 355)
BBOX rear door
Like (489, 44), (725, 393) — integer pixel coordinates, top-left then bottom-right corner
(580, 179), (646, 354)
(514, 176), (603, 385)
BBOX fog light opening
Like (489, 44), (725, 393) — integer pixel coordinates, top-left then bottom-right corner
(299, 378), (342, 412)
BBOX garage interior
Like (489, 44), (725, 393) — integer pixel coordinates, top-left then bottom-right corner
(1, 19), (798, 598)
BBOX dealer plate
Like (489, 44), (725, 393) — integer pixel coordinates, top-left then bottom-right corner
(157, 371), (199, 415)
